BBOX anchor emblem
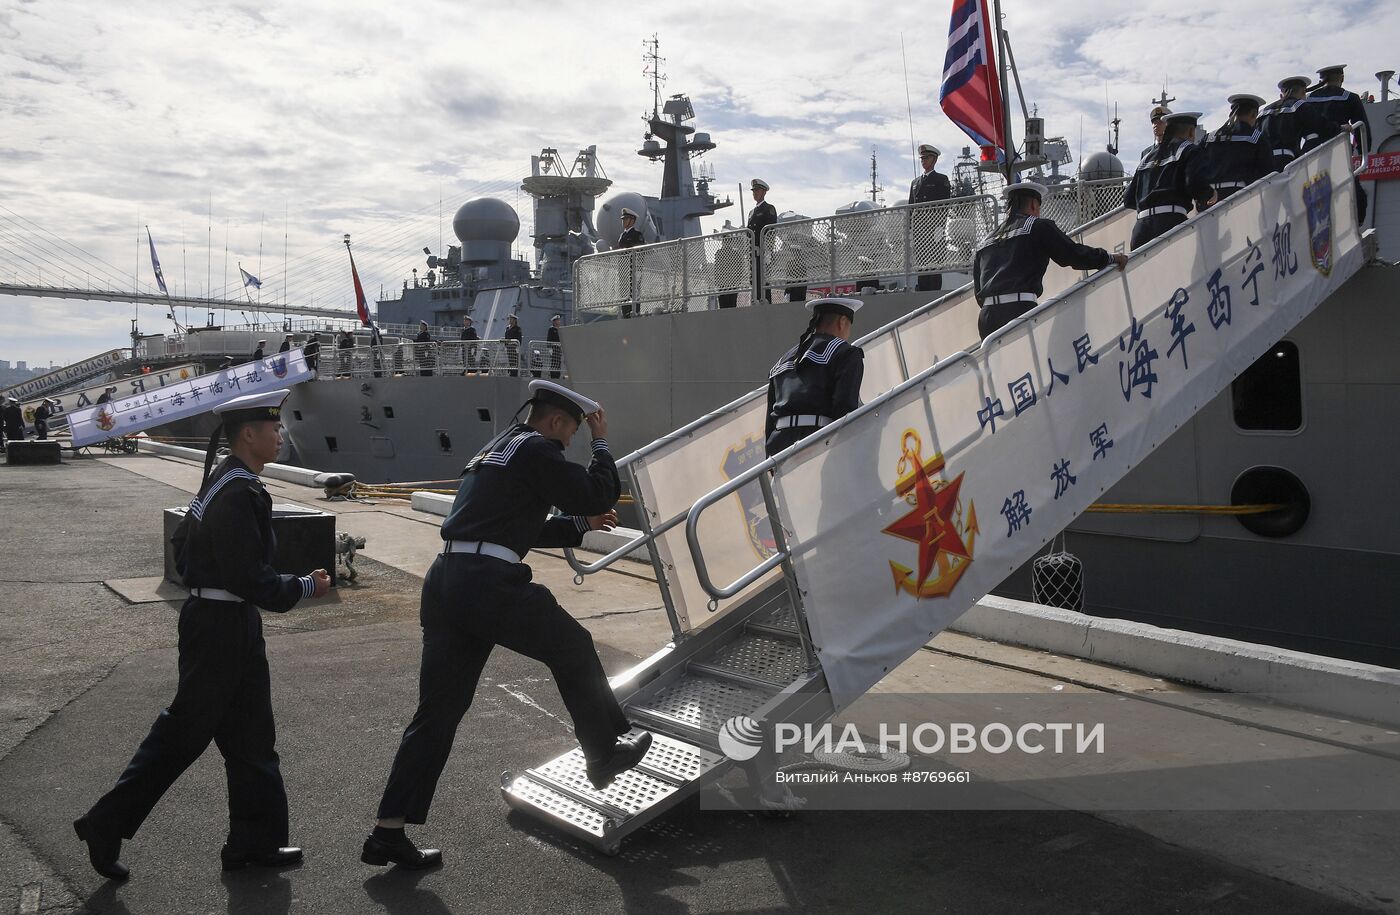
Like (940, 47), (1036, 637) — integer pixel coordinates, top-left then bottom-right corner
(881, 429), (978, 599)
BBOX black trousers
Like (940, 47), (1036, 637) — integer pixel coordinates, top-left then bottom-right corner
(977, 299), (1038, 340)
(1130, 211), (1187, 251)
(376, 553), (630, 824)
(85, 600), (288, 849)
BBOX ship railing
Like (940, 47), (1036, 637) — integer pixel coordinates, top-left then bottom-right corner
(316, 339), (564, 380)
(560, 201), (1139, 642)
(757, 194), (1000, 296)
(573, 227), (756, 318)
(1036, 177), (1132, 232)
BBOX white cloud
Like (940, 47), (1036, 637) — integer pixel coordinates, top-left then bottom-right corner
(0, 0), (1394, 365)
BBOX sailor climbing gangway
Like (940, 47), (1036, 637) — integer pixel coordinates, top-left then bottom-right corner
(500, 131), (1369, 854)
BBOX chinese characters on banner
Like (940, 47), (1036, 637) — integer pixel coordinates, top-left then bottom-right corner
(67, 349), (312, 447)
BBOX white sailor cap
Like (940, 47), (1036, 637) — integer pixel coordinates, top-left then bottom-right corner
(751, 178), (770, 191)
(620, 207), (638, 219)
(1278, 75), (1311, 90)
(806, 296), (864, 321)
(1317, 64), (1346, 75)
(1163, 111), (1202, 125)
(1003, 180), (1049, 202)
(1228, 93), (1265, 109)
(213, 389), (290, 424)
(507, 313), (518, 321)
(256, 339), (267, 345)
(551, 314), (562, 321)
(419, 319), (428, 326)
(918, 143), (940, 157)
(527, 379), (599, 422)
(462, 315), (473, 322)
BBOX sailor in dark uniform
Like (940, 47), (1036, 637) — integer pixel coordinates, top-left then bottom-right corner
(364, 379), (646, 870)
(1124, 111), (1216, 251)
(765, 297), (866, 458)
(1, 396), (22, 443)
(251, 340), (266, 363)
(974, 181), (1128, 339)
(908, 143), (953, 292)
(1141, 104), (1171, 159)
(74, 390), (331, 881)
(1259, 76), (1325, 173)
(278, 334), (293, 354)
(1305, 64), (1371, 223)
(616, 208), (645, 318)
(546, 313), (562, 378)
(616, 207), (645, 250)
(504, 314), (523, 375)
(33, 398), (55, 440)
(97, 386), (118, 405)
(747, 178), (778, 303)
(1200, 94), (1276, 204)
(460, 315), (480, 374)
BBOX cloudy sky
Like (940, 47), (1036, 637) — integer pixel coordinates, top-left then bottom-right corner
(1, 0), (1395, 367)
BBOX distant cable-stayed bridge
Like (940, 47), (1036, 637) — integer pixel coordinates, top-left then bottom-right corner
(0, 281), (358, 321)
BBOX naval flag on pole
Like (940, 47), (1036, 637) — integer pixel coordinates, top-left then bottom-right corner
(146, 227), (169, 295)
(239, 265), (262, 289)
(344, 236), (371, 325)
(939, 0), (1006, 162)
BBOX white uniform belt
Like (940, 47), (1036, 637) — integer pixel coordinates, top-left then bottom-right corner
(774, 414), (833, 431)
(1212, 181), (1246, 190)
(985, 293), (1039, 306)
(190, 587), (243, 602)
(1137, 205), (1188, 219)
(444, 540), (522, 564)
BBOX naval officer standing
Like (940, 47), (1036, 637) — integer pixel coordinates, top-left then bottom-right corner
(1124, 111), (1215, 250)
(616, 207), (645, 318)
(765, 297), (866, 457)
(908, 144), (952, 292)
(75, 390), (331, 880)
(747, 179), (778, 302)
(363, 379), (649, 870)
(974, 181), (1127, 339)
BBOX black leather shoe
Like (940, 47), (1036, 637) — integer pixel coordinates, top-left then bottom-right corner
(586, 731), (653, 789)
(73, 816), (129, 881)
(220, 845), (304, 871)
(361, 832), (442, 869)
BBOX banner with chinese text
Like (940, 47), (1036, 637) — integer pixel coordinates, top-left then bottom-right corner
(770, 136), (1364, 707)
(67, 350), (312, 447)
(22, 364), (201, 430)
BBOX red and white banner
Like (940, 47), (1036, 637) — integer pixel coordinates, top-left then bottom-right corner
(1353, 150), (1400, 181)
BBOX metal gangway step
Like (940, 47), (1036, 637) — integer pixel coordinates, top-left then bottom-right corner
(503, 133), (1372, 854)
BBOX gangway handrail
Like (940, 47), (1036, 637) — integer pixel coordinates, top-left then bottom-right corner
(561, 201), (1136, 588)
(682, 134), (1355, 604)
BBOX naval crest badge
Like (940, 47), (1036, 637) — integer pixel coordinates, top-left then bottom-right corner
(1302, 172), (1333, 277)
(881, 430), (978, 599)
(270, 355), (289, 379)
(95, 404), (116, 432)
(721, 434), (777, 561)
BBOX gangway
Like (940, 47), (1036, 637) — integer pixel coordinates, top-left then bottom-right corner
(0, 349), (130, 402)
(500, 134), (1370, 854)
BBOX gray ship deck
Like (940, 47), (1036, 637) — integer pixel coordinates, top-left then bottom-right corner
(1, 451), (1397, 913)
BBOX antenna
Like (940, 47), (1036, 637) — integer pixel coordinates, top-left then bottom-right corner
(869, 146), (884, 204)
(900, 33), (917, 173)
(1152, 84), (1175, 110)
(1108, 102), (1120, 156)
(642, 34), (667, 120)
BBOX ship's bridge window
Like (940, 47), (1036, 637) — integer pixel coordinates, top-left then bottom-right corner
(1232, 340), (1302, 431)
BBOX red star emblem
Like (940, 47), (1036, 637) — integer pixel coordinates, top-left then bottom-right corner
(882, 465), (970, 588)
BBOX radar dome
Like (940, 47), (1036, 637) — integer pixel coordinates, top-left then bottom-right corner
(452, 197), (520, 245)
(1079, 151), (1125, 181)
(596, 192), (656, 249)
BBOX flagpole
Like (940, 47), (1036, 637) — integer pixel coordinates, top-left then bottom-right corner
(992, 0), (1017, 182)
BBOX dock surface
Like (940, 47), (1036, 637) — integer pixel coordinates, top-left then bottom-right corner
(1, 452), (1396, 913)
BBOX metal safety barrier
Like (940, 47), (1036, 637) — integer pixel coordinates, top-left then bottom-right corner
(759, 194), (1000, 295)
(1037, 177), (1132, 232)
(573, 228), (755, 318)
(316, 339), (564, 379)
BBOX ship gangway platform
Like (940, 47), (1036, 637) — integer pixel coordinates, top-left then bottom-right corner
(500, 134), (1374, 855)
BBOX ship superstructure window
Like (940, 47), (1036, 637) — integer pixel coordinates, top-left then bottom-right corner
(325, 436), (339, 452)
(383, 406), (395, 419)
(477, 409), (491, 422)
(1232, 340), (1302, 431)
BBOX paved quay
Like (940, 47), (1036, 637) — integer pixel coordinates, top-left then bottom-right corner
(1, 451), (1397, 914)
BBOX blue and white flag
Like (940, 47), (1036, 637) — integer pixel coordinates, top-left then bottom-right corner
(240, 266), (262, 289)
(146, 227), (168, 295)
